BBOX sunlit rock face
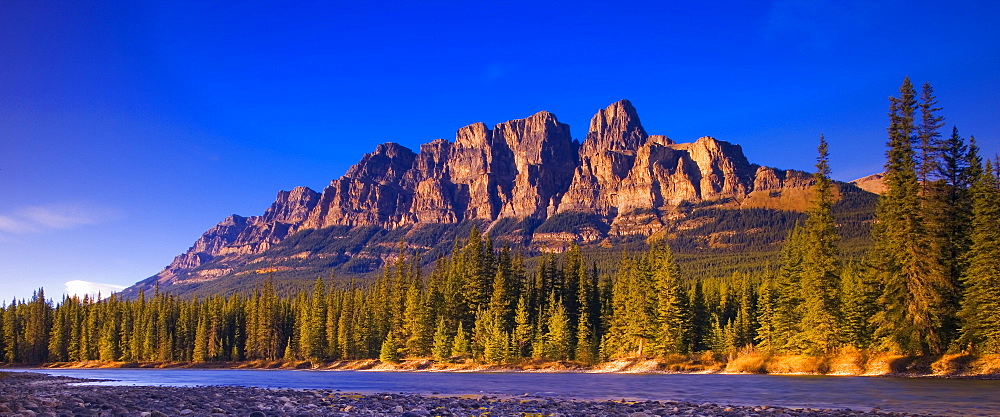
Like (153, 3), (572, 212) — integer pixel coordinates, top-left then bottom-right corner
(140, 100), (830, 288)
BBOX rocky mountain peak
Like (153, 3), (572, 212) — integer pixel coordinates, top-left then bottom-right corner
(344, 142), (417, 184)
(133, 100), (851, 294)
(581, 99), (648, 155)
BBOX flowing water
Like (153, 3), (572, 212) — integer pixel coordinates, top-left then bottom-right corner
(19, 368), (1000, 416)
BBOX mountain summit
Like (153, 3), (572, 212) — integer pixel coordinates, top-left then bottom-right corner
(127, 100), (873, 296)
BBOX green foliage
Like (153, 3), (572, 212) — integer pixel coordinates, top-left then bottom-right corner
(535, 212), (610, 234)
(798, 135), (842, 354)
(379, 332), (400, 363)
(870, 77), (948, 355)
(959, 157), (1000, 353)
(450, 322), (471, 359)
(431, 317), (452, 362)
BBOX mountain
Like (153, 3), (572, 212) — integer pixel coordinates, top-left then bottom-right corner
(123, 100), (877, 297)
(851, 173), (887, 194)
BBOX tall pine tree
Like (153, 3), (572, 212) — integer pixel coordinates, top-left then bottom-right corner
(799, 135), (842, 354)
(870, 77), (945, 355)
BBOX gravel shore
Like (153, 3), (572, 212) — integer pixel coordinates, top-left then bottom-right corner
(1, 372), (934, 417)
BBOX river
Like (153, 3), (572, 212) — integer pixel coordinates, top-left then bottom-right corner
(19, 368), (1000, 416)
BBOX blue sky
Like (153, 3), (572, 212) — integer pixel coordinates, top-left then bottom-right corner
(1, 0), (998, 303)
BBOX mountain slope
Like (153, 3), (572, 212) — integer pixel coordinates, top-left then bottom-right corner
(124, 100), (877, 297)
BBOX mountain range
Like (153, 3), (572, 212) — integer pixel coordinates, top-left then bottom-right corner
(123, 100), (878, 297)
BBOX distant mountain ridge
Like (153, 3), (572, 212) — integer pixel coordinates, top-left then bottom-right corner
(125, 100), (877, 297)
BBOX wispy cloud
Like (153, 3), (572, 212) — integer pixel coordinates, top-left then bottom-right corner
(0, 202), (122, 235)
(64, 280), (127, 300)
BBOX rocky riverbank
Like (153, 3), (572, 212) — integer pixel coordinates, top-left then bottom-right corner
(1, 371), (936, 417)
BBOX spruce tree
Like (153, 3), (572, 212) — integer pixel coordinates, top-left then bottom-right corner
(402, 283), (432, 358)
(650, 240), (690, 355)
(308, 277), (327, 360)
(512, 296), (532, 359)
(3, 302), (19, 362)
(840, 264), (879, 349)
(870, 77), (945, 355)
(450, 322), (471, 359)
(432, 317), (452, 362)
(337, 282), (356, 359)
(772, 225), (806, 352)
(929, 127), (974, 347)
(754, 277), (777, 352)
(192, 314), (208, 362)
(917, 82), (945, 186)
(379, 332), (400, 363)
(545, 295), (571, 361)
(574, 262), (597, 363)
(688, 281), (711, 353)
(958, 153), (1000, 353)
(799, 135), (842, 354)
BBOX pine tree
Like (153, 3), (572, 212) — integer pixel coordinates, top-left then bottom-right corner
(48, 296), (70, 362)
(23, 289), (52, 363)
(0, 305), (6, 363)
(545, 295), (571, 361)
(772, 225), (806, 352)
(402, 283), (432, 358)
(338, 282), (357, 359)
(450, 322), (471, 359)
(650, 240), (690, 355)
(799, 135), (842, 354)
(307, 277), (327, 360)
(325, 288), (341, 360)
(917, 82), (945, 186)
(192, 314), (208, 362)
(3, 302), (20, 362)
(432, 316), (452, 362)
(379, 332), (400, 363)
(840, 265), (879, 349)
(688, 281), (711, 353)
(480, 309), (511, 365)
(727, 273), (757, 351)
(928, 127), (974, 347)
(512, 296), (532, 359)
(574, 262), (597, 363)
(754, 277), (778, 352)
(870, 77), (945, 355)
(602, 254), (656, 358)
(958, 152), (1000, 353)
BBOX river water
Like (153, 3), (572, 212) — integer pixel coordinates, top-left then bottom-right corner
(21, 368), (1000, 416)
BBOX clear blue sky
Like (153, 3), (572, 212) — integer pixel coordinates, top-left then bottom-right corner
(2, 0), (998, 303)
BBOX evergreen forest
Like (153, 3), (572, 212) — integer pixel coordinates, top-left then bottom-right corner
(2, 78), (998, 366)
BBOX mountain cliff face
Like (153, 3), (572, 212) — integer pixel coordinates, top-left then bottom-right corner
(130, 100), (860, 295)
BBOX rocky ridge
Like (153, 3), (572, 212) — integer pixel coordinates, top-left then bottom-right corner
(139, 100), (832, 291)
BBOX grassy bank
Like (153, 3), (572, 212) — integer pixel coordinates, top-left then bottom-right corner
(22, 351), (1000, 378)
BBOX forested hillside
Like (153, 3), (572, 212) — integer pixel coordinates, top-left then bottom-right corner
(2, 79), (997, 365)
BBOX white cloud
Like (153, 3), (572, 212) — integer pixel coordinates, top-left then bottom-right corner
(0, 214), (36, 234)
(0, 202), (121, 235)
(64, 280), (127, 300)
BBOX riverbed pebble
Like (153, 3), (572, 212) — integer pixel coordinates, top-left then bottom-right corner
(0, 372), (940, 417)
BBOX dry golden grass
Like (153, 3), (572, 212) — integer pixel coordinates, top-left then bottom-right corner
(30, 351), (1000, 377)
(724, 351), (769, 374)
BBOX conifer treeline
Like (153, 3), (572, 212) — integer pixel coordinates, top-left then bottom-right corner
(0, 237), (740, 364)
(2, 78), (998, 365)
